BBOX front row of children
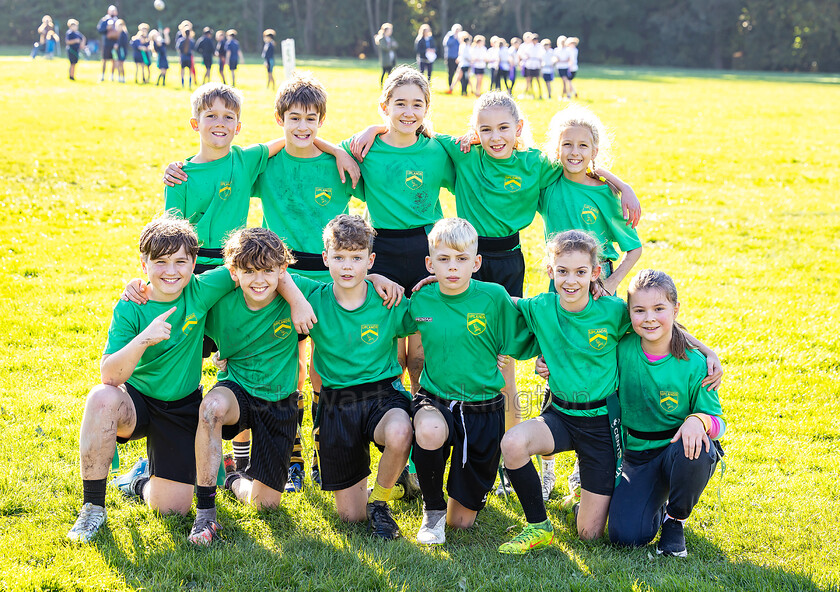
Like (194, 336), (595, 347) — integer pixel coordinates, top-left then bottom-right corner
(69, 212), (724, 559)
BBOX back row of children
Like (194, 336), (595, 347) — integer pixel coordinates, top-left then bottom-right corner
(446, 30), (579, 100)
(68, 65), (725, 559)
(63, 18), (244, 88)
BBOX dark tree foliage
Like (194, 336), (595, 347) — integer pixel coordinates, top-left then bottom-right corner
(4, 0), (838, 71)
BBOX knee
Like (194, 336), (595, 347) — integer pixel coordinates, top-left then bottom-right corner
(447, 513), (475, 530)
(198, 394), (228, 426)
(386, 416), (414, 450)
(500, 429), (528, 462)
(608, 522), (656, 547)
(414, 419), (446, 450)
(86, 384), (123, 415)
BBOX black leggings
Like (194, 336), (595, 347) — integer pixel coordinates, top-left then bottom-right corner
(380, 65), (393, 86)
(418, 60), (432, 80)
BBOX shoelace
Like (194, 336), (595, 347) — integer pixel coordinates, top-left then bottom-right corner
(509, 524), (545, 544)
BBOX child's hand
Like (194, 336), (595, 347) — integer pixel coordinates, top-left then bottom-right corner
(701, 351), (723, 391)
(211, 352), (227, 372)
(534, 355), (550, 379)
(589, 282), (609, 301)
(163, 161), (187, 187)
(121, 278), (149, 304)
(619, 186), (641, 229)
(334, 150), (360, 189)
(497, 354), (510, 370)
(290, 298), (317, 335)
(368, 274), (404, 308)
(672, 415), (710, 460)
(138, 306), (176, 347)
(456, 130), (479, 153)
(411, 275), (438, 292)
(349, 125), (384, 160)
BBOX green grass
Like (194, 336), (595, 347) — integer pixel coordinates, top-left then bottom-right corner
(2, 54), (839, 591)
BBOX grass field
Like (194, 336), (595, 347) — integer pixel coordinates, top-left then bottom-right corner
(1, 53), (839, 591)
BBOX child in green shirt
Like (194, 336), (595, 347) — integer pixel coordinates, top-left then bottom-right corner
(408, 218), (538, 545)
(608, 269), (725, 558)
(539, 104), (642, 295)
(500, 231), (722, 554)
(304, 215), (416, 540)
(66, 218), (235, 544)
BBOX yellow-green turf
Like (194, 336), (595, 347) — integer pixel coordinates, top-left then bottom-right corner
(1, 54), (838, 591)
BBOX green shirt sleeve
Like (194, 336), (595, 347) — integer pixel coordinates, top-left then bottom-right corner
(496, 291), (539, 360)
(242, 143), (270, 181)
(164, 182), (186, 218)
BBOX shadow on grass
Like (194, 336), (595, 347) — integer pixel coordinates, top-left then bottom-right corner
(570, 65), (840, 86)
(86, 485), (834, 592)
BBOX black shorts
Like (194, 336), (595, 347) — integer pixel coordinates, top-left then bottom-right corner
(180, 55), (191, 68)
(228, 60), (238, 71)
(371, 227), (430, 295)
(567, 70), (577, 80)
(203, 57), (213, 68)
(118, 384), (202, 485)
(557, 68), (569, 78)
(216, 381), (299, 492)
(473, 67), (485, 75)
(68, 48), (80, 64)
(411, 390), (505, 512)
(318, 377), (411, 491)
(542, 72), (554, 82)
(265, 58), (275, 72)
(103, 39), (116, 59)
(538, 406), (615, 496)
(473, 244), (525, 297)
(525, 67), (540, 78)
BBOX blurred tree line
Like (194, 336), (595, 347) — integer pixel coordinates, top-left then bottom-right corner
(5, 0), (838, 71)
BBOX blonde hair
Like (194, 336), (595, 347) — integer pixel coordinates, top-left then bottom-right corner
(472, 35), (486, 46)
(428, 218), (478, 254)
(190, 83), (243, 119)
(323, 215), (375, 253)
(67, 19), (79, 27)
(544, 103), (612, 170)
(224, 227), (294, 271)
(628, 269), (695, 361)
(275, 71), (327, 122)
(470, 91), (533, 149)
(379, 65), (432, 134)
(415, 23), (431, 43)
(565, 37), (579, 46)
(375, 23), (393, 42)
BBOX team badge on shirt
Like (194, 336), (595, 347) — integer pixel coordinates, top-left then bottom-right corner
(273, 318), (292, 339)
(405, 170), (423, 190)
(182, 313), (198, 334)
(588, 328), (608, 350)
(659, 391), (679, 412)
(581, 204), (598, 224)
(504, 175), (521, 193)
(467, 313), (486, 335)
(314, 187), (332, 206)
(361, 324), (379, 344)
(218, 182), (232, 200)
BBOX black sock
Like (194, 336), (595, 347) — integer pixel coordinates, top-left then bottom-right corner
(134, 476), (150, 500)
(196, 485), (217, 510)
(82, 478), (107, 507)
(506, 462), (547, 523)
(412, 442), (450, 511)
(290, 393), (304, 466)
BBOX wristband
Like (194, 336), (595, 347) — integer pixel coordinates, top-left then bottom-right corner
(686, 413), (710, 433)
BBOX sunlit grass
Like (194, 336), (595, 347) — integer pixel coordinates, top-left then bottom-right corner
(1, 54), (839, 591)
